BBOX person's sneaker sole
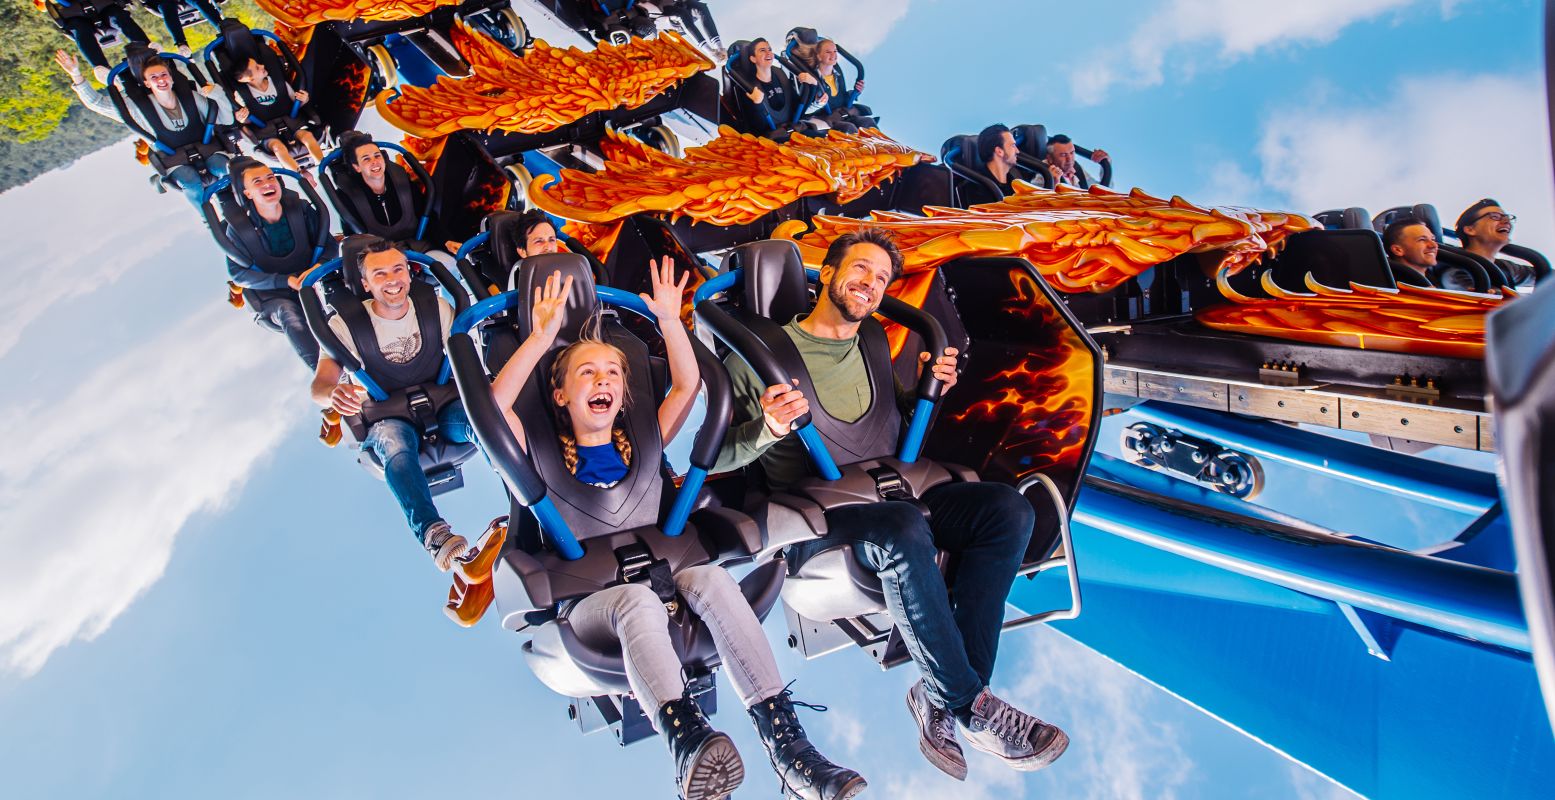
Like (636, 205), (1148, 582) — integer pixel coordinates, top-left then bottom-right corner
(682, 732), (744, 800)
(905, 686), (968, 781)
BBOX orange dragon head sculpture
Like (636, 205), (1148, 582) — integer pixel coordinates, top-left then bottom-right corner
(255, 0), (462, 28)
(529, 125), (933, 226)
(376, 24), (714, 138)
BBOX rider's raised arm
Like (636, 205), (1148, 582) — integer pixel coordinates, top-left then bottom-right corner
(641, 257), (699, 442)
(491, 270), (574, 451)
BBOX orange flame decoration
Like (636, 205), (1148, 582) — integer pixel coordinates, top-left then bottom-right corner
(376, 25), (713, 138)
(774, 182), (1315, 295)
(531, 126), (931, 226)
(1196, 271), (1513, 359)
(254, 0), (461, 28)
(950, 270), (1094, 481)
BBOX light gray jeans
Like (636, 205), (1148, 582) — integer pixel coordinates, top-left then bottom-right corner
(566, 564), (784, 725)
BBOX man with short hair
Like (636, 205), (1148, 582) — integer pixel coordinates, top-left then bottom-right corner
(1456, 198), (1531, 286)
(1382, 218), (1440, 287)
(310, 237), (495, 578)
(224, 157), (333, 368)
(715, 227), (1070, 782)
(1044, 134), (1107, 188)
(335, 130), (452, 268)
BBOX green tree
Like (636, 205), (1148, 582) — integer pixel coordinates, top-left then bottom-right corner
(0, 0), (271, 191)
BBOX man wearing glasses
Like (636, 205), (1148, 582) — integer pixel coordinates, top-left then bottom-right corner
(1455, 199), (1530, 286)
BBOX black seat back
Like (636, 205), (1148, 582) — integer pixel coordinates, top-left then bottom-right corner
(508, 254), (667, 537)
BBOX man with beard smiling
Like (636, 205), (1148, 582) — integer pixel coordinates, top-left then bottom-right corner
(714, 227), (1070, 782)
(310, 237), (491, 577)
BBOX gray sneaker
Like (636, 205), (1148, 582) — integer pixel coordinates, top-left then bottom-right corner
(905, 680), (967, 781)
(960, 688), (1069, 772)
(423, 521), (468, 572)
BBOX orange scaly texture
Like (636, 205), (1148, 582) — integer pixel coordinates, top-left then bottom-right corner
(531, 126), (930, 226)
(1195, 272), (1514, 359)
(255, 0), (459, 28)
(774, 183), (1315, 295)
(376, 25), (713, 138)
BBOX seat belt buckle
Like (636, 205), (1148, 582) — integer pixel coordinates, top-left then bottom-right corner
(615, 542), (678, 607)
(406, 387), (439, 440)
(867, 465), (931, 518)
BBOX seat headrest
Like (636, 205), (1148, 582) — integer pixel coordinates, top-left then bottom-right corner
(1011, 124), (1048, 160)
(726, 40), (756, 82)
(485, 210), (528, 277)
(1372, 204), (1442, 240)
(1341, 207), (1371, 230)
(338, 234), (378, 300)
(939, 135), (982, 171)
(786, 27), (820, 47)
(122, 43), (159, 87)
(218, 19), (264, 62)
(512, 253), (600, 347)
(722, 240), (810, 323)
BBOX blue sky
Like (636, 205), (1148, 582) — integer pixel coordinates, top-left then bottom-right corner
(0, 1), (1544, 797)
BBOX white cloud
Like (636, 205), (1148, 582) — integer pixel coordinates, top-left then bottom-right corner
(0, 140), (186, 360)
(1254, 72), (1555, 252)
(1069, 0), (1439, 103)
(0, 304), (304, 675)
(1002, 625), (1194, 800)
(713, 0), (912, 54)
(1287, 762), (1364, 800)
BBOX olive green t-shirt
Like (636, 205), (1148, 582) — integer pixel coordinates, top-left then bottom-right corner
(713, 318), (881, 488)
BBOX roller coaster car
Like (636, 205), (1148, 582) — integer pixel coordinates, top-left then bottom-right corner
(200, 166), (335, 322)
(447, 253), (783, 744)
(47, 0), (136, 49)
(1011, 123), (1112, 189)
(522, 0), (721, 52)
(781, 26), (877, 131)
(317, 139), (441, 250)
(1369, 203), (1550, 290)
(299, 235), (478, 492)
(106, 47), (240, 193)
(693, 240), (1098, 666)
(326, 0), (530, 82)
(718, 39), (817, 144)
(203, 20), (328, 169)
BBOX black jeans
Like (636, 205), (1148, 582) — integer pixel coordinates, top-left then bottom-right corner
(787, 480), (1035, 712)
(146, 0), (222, 47)
(60, 6), (149, 69)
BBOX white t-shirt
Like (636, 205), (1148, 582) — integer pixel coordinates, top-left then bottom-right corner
(327, 297), (455, 373)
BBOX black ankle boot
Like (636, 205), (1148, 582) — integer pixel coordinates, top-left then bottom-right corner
(749, 689), (868, 800)
(656, 695), (744, 800)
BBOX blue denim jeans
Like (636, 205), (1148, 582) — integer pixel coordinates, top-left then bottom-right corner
(787, 481), (1035, 712)
(168, 153), (229, 208)
(363, 401), (473, 543)
(246, 287), (319, 370)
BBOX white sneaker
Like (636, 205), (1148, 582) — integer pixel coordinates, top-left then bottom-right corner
(905, 680), (967, 781)
(423, 521), (468, 572)
(960, 688), (1069, 772)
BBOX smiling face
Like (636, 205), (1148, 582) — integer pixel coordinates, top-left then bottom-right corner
(552, 341), (628, 439)
(141, 64), (174, 94)
(360, 247), (412, 315)
(518, 221), (559, 258)
(351, 142), (386, 182)
(750, 40), (775, 69)
(1389, 223), (1439, 269)
(820, 242), (895, 323)
(817, 41), (839, 68)
(1463, 205), (1514, 248)
(240, 164), (281, 206)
